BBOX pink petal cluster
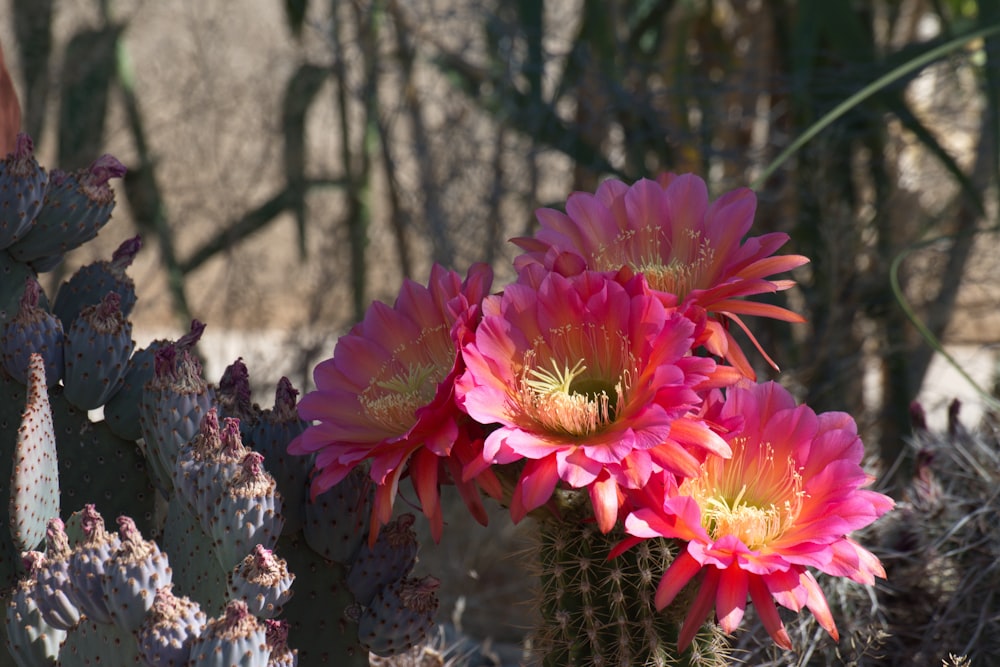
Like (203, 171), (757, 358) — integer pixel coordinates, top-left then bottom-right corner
(513, 174), (808, 377)
(457, 268), (735, 532)
(621, 382), (894, 649)
(291, 172), (890, 653)
(289, 263), (498, 542)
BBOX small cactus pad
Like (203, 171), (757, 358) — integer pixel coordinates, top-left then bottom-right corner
(358, 575), (440, 657)
(66, 504), (120, 625)
(137, 585), (208, 667)
(228, 544), (295, 619)
(187, 599), (269, 667)
(102, 516), (174, 632)
(347, 513), (419, 608)
(0, 133), (48, 250)
(4, 574), (66, 666)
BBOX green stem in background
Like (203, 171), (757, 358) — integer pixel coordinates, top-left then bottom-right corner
(752, 20), (1000, 191)
(890, 232), (1000, 411)
(752, 17), (1000, 416)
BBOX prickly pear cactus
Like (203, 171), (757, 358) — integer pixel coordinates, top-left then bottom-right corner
(1, 136), (441, 665)
(9, 354), (58, 555)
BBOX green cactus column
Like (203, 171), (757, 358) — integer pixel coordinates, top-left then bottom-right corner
(529, 491), (730, 667)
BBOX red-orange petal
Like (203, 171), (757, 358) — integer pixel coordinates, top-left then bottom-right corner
(655, 550), (702, 609)
(678, 567), (720, 651)
(748, 575), (793, 650)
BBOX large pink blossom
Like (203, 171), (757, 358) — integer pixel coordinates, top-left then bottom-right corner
(513, 174), (808, 378)
(456, 268), (735, 533)
(620, 381), (893, 650)
(290, 264), (498, 542)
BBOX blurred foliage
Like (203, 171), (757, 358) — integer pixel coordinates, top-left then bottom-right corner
(7, 0), (1000, 496)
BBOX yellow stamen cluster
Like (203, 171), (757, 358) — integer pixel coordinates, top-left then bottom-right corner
(517, 354), (625, 438)
(683, 440), (804, 550)
(359, 324), (451, 433)
(591, 227), (716, 298)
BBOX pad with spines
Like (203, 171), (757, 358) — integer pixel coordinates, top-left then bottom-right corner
(174, 408), (222, 514)
(56, 616), (140, 666)
(193, 417), (249, 523)
(66, 504), (120, 625)
(101, 515), (173, 633)
(4, 565), (66, 666)
(357, 575), (440, 657)
(227, 544), (294, 619)
(102, 340), (164, 441)
(264, 619), (298, 667)
(302, 466), (372, 564)
(62, 291), (135, 411)
(52, 234), (140, 330)
(33, 519), (81, 632)
(139, 345), (217, 494)
(218, 357), (259, 436)
(160, 493), (228, 617)
(250, 377), (311, 535)
(209, 451), (284, 572)
(187, 599), (269, 667)
(50, 387), (155, 537)
(7, 154), (126, 267)
(9, 353), (59, 554)
(0, 133), (48, 250)
(1, 278), (65, 387)
(136, 585), (207, 667)
(346, 513), (419, 608)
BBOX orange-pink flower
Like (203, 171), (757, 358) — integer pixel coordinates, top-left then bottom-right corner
(456, 268), (735, 533)
(290, 264), (498, 543)
(513, 174), (808, 378)
(620, 381), (893, 650)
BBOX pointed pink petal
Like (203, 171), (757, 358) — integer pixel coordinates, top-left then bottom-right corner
(667, 417), (732, 459)
(515, 455), (561, 516)
(655, 550), (703, 610)
(677, 566), (719, 651)
(748, 576), (793, 650)
(410, 448), (443, 542)
(801, 570), (839, 642)
(713, 299), (807, 323)
(716, 566), (749, 633)
(589, 474), (621, 533)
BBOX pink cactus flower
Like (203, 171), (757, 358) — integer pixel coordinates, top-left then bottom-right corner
(620, 381), (893, 650)
(457, 268), (735, 533)
(290, 264), (498, 543)
(513, 174), (808, 378)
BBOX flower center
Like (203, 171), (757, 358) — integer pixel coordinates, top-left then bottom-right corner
(518, 357), (624, 437)
(631, 257), (697, 297)
(682, 440), (804, 550)
(359, 325), (452, 434)
(592, 227), (716, 299)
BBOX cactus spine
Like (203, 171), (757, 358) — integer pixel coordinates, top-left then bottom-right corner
(530, 492), (730, 667)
